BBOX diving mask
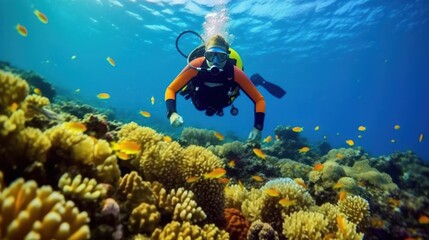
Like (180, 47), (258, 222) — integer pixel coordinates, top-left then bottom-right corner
(205, 47), (228, 62)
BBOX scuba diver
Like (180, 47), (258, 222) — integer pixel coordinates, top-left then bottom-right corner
(165, 32), (286, 141)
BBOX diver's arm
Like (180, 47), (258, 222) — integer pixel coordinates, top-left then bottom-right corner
(233, 67), (266, 131)
(165, 58), (202, 118)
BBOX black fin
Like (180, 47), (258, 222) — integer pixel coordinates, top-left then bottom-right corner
(250, 73), (286, 99)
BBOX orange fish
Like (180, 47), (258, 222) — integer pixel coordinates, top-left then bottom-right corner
(358, 126), (366, 131)
(34, 9), (48, 24)
(116, 151), (131, 160)
(265, 188), (280, 197)
(111, 140), (141, 155)
(294, 178), (307, 189)
(394, 124), (400, 130)
(419, 133), (424, 143)
(163, 136), (172, 142)
(263, 135), (272, 143)
(139, 111), (151, 118)
(313, 163), (324, 171)
(63, 122), (87, 133)
(204, 168), (226, 179)
(97, 93), (110, 99)
(279, 198), (296, 207)
(9, 102), (19, 112)
(186, 176), (200, 183)
(227, 160), (235, 168)
(214, 131), (224, 141)
(251, 175), (264, 182)
(336, 215), (347, 234)
(345, 139), (354, 146)
(292, 126), (303, 132)
(238, 179), (244, 190)
(16, 24), (28, 37)
(418, 215), (429, 224)
(106, 57), (116, 67)
(150, 96), (155, 105)
(298, 146), (310, 153)
(338, 191), (347, 201)
(253, 148), (266, 160)
(217, 177), (230, 184)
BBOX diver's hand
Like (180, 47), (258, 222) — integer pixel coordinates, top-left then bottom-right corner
(169, 112), (184, 127)
(247, 127), (261, 142)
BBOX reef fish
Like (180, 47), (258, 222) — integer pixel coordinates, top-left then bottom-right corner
(204, 168), (226, 179)
(292, 126), (303, 132)
(139, 111), (151, 118)
(64, 122), (87, 133)
(252, 148), (266, 160)
(418, 215), (429, 224)
(419, 133), (424, 143)
(265, 188), (280, 197)
(298, 146), (310, 153)
(394, 124), (400, 130)
(313, 163), (324, 171)
(314, 125), (320, 131)
(186, 176), (200, 183)
(97, 93), (110, 99)
(345, 139), (354, 146)
(163, 136), (172, 142)
(227, 160), (235, 168)
(214, 131), (224, 141)
(278, 198), (296, 207)
(111, 140), (141, 155)
(251, 175), (264, 182)
(263, 135), (272, 143)
(106, 57), (116, 67)
(16, 24), (28, 37)
(151, 96), (155, 105)
(358, 126), (366, 131)
(34, 9), (48, 24)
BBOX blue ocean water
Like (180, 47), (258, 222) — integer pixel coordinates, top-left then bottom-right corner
(1, 0), (428, 161)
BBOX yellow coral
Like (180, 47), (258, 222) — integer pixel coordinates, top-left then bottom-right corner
(96, 155), (121, 184)
(334, 214), (364, 240)
(6, 127), (51, 164)
(315, 203), (341, 232)
(282, 210), (329, 240)
(151, 221), (229, 240)
(242, 188), (264, 222)
(118, 171), (156, 207)
(225, 184), (248, 209)
(58, 173), (107, 201)
(0, 70), (29, 109)
(337, 195), (370, 226)
(0, 109), (25, 136)
(159, 187), (207, 223)
(278, 159), (312, 179)
(0, 178), (90, 240)
(22, 94), (51, 119)
(129, 202), (161, 235)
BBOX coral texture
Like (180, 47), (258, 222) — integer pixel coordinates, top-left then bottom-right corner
(151, 221), (229, 240)
(0, 70), (29, 108)
(224, 208), (250, 240)
(0, 178), (90, 240)
(58, 173), (107, 201)
(282, 210), (329, 240)
(225, 184), (248, 209)
(128, 202), (161, 235)
(337, 195), (370, 226)
(118, 171), (156, 207)
(247, 220), (279, 240)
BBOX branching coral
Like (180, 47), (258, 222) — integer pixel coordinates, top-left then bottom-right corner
(58, 173), (107, 201)
(315, 203), (341, 232)
(242, 188), (264, 222)
(118, 171), (156, 207)
(0, 178), (90, 240)
(337, 195), (370, 226)
(180, 127), (223, 147)
(225, 184), (248, 209)
(0, 110), (26, 137)
(158, 187), (207, 223)
(151, 221), (229, 240)
(128, 202), (161, 235)
(282, 210), (329, 239)
(224, 208), (250, 240)
(247, 220), (279, 240)
(0, 70), (29, 109)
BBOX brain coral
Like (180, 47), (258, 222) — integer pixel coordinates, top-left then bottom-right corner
(247, 220), (279, 240)
(337, 195), (370, 226)
(0, 178), (90, 240)
(282, 210), (329, 240)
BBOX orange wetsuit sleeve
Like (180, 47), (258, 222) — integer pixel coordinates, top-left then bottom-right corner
(165, 57), (203, 118)
(233, 67), (266, 130)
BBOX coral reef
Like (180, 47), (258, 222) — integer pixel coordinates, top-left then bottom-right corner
(58, 173), (107, 201)
(247, 220), (279, 240)
(282, 211), (329, 239)
(180, 127), (223, 147)
(223, 208), (250, 240)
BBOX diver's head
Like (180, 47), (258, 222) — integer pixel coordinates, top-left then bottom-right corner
(205, 35), (229, 71)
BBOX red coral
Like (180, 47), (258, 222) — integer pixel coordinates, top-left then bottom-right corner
(224, 208), (250, 240)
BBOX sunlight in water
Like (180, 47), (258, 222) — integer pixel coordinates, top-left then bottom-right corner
(202, 6), (234, 44)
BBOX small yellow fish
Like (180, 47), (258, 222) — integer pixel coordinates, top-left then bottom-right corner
(151, 96), (155, 105)
(278, 198), (296, 207)
(333, 182), (344, 189)
(265, 188), (280, 197)
(292, 126), (303, 132)
(338, 191), (347, 201)
(418, 215), (429, 224)
(116, 151), (131, 160)
(358, 126), (366, 131)
(313, 163), (324, 171)
(34, 88), (42, 95)
(63, 122), (87, 133)
(238, 180), (244, 190)
(97, 93), (110, 99)
(186, 176), (200, 183)
(139, 111), (151, 118)
(336, 215), (347, 234)
(294, 178), (307, 189)
(106, 57), (116, 67)
(345, 139), (354, 146)
(253, 148), (266, 160)
(204, 168), (226, 179)
(214, 131), (224, 141)
(111, 140), (141, 155)
(217, 177), (230, 184)
(394, 124), (400, 130)
(314, 125), (320, 131)
(419, 133), (424, 143)
(251, 175), (264, 182)
(227, 160), (235, 168)
(71, 55), (77, 60)
(16, 24), (28, 37)
(34, 9), (48, 24)
(298, 146), (310, 153)
(163, 136), (172, 142)
(263, 135), (272, 143)
(9, 102), (19, 112)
